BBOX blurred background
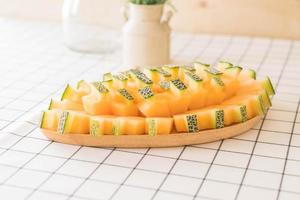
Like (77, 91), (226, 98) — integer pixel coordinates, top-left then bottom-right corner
(0, 0), (299, 39)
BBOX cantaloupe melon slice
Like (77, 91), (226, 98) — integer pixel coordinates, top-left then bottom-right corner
(111, 74), (129, 89)
(90, 115), (115, 136)
(173, 108), (225, 133)
(102, 79), (114, 90)
(238, 69), (256, 80)
(178, 66), (196, 81)
(143, 67), (172, 83)
(259, 76), (275, 96)
(112, 102), (139, 116)
(223, 66), (242, 78)
(77, 80), (91, 93)
(146, 117), (173, 136)
(48, 99), (83, 111)
(113, 117), (145, 135)
(137, 86), (171, 117)
(162, 65), (180, 78)
(42, 62), (275, 140)
(57, 111), (90, 134)
(216, 60), (233, 71)
(183, 72), (206, 110)
(193, 62), (210, 81)
(167, 79), (191, 113)
(129, 69), (153, 88)
(110, 88), (139, 116)
(222, 94), (265, 118)
(61, 84), (88, 104)
(168, 93), (191, 115)
(187, 104), (248, 126)
(40, 110), (61, 131)
(82, 82), (112, 115)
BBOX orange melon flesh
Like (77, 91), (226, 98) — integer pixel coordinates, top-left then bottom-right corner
(90, 115), (115, 136)
(236, 79), (264, 95)
(169, 95), (191, 115)
(146, 117), (173, 135)
(205, 81), (226, 106)
(115, 117), (145, 135)
(40, 110), (61, 131)
(82, 85), (112, 115)
(188, 90), (206, 110)
(57, 111), (90, 134)
(110, 88), (139, 116)
(137, 94), (171, 117)
(49, 99), (83, 111)
(111, 102), (139, 116)
(222, 77), (239, 98)
(83, 96), (112, 115)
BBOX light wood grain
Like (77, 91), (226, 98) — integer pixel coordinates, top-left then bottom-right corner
(41, 116), (261, 148)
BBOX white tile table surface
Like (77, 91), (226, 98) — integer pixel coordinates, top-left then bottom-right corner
(0, 19), (299, 200)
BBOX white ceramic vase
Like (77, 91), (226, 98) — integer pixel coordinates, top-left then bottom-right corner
(122, 3), (172, 67)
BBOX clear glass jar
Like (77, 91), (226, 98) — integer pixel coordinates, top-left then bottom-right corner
(62, 0), (119, 53)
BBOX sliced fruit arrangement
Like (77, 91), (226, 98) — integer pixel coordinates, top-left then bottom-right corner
(40, 61), (275, 135)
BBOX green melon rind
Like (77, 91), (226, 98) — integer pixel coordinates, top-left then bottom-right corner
(214, 110), (225, 129)
(147, 118), (157, 136)
(159, 81), (170, 90)
(112, 119), (121, 136)
(61, 84), (72, 101)
(261, 76), (275, 96)
(102, 79), (113, 89)
(254, 95), (266, 115)
(129, 69), (153, 85)
(40, 111), (46, 128)
(113, 73), (128, 81)
(48, 99), (54, 110)
(261, 90), (272, 108)
(236, 105), (248, 122)
(224, 66), (243, 77)
(76, 80), (85, 89)
(162, 65), (180, 72)
(182, 66), (196, 72)
(90, 119), (100, 137)
(218, 60), (234, 69)
(103, 72), (113, 81)
(247, 69), (256, 80)
(212, 77), (225, 86)
(92, 81), (109, 93)
(193, 62), (210, 68)
(138, 86), (154, 99)
(57, 111), (70, 134)
(170, 79), (187, 93)
(185, 71), (203, 82)
(146, 67), (171, 77)
(205, 68), (223, 76)
(118, 88), (134, 101)
(185, 114), (199, 133)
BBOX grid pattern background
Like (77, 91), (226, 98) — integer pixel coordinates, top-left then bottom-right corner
(0, 19), (299, 200)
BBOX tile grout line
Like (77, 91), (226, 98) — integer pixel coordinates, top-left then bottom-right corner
(66, 148), (117, 200)
(107, 148), (151, 200)
(276, 98), (300, 199)
(235, 39), (295, 199)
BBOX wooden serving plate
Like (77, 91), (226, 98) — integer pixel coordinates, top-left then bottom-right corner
(41, 116), (260, 148)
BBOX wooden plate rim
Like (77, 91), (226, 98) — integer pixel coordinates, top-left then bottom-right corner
(41, 116), (261, 148)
